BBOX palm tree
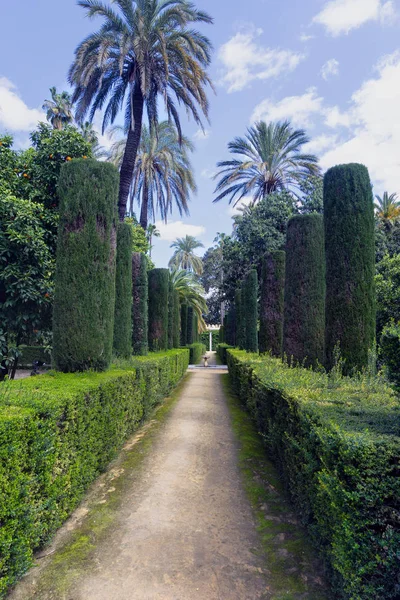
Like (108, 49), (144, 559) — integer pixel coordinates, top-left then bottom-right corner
(169, 235), (204, 275)
(146, 223), (160, 258)
(170, 268), (207, 331)
(79, 121), (108, 158)
(109, 121), (196, 229)
(69, 0), (213, 222)
(374, 192), (400, 229)
(213, 120), (320, 207)
(42, 87), (73, 130)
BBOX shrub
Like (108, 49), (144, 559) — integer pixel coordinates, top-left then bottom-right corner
(380, 323), (400, 384)
(188, 342), (206, 364)
(53, 159), (118, 372)
(0, 349), (189, 597)
(244, 269), (258, 352)
(17, 346), (52, 368)
(168, 279), (174, 350)
(132, 253), (148, 356)
(180, 304), (188, 346)
(186, 306), (194, 345)
(259, 250), (285, 356)
(283, 214), (325, 367)
(173, 290), (180, 348)
(227, 349), (400, 600)
(324, 164), (375, 373)
(216, 343), (231, 364)
(225, 306), (236, 346)
(113, 222), (133, 358)
(235, 287), (245, 350)
(148, 269), (169, 352)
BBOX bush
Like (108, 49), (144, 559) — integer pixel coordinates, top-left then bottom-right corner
(113, 222), (133, 358)
(244, 269), (258, 352)
(186, 306), (194, 345)
(173, 290), (180, 348)
(132, 253), (148, 355)
(17, 346), (52, 368)
(187, 342), (206, 364)
(260, 250), (285, 356)
(180, 304), (188, 346)
(217, 343), (231, 364)
(168, 279), (174, 350)
(148, 268), (169, 351)
(283, 214), (325, 367)
(324, 164), (375, 373)
(0, 349), (189, 596)
(53, 159), (118, 372)
(225, 306), (236, 346)
(380, 323), (400, 384)
(227, 349), (400, 600)
(235, 287), (245, 350)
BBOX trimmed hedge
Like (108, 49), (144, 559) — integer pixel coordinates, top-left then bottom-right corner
(148, 268), (169, 352)
(180, 304), (188, 346)
(244, 269), (258, 352)
(0, 349), (189, 596)
(188, 342), (206, 364)
(168, 279), (174, 350)
(227, 349), (400, 600)
(216, 343), (231, 364)
(173, 290), (180, 348)
(113, 222), (133, 358)
(53, 159), (118, 372)
(186, 306), (194, 345)
(260, 251), (285, 357)
(132, 253), (148, 356)
(380, 323), (400, 384)
(283, 214), (325, 367)
(225, 306), (236, 347)
(17, 346), (51, 368)
(324, 164), (375, 373)
(235, 287), (245, 350)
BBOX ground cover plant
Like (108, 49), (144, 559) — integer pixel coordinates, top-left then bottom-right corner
(227, 349), (400, 600)
(0, 349), (189, 597)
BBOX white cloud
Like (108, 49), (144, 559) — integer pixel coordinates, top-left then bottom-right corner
(201, 167), (217, 179)
(313, 0), (396, 36)
(193, 128), (210, 141)
(218, 27), (304, 93)
(321, 58), (340, 81)
(300, 33), (314, 42)
(0, 77), (44, 131)
(252, 88), (324, 127)
(154, 220), (206, 242)
(227, 196), (254, 217)
(305, 134), (338, 154)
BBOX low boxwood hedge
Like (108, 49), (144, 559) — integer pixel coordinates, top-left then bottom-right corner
(0, 349), (189, 597)
(217, 343), (231, 365)
(187, 343), (206, 365)
(227, 349), (400, 600)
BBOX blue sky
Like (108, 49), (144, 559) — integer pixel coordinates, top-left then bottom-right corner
(0, 0), (399, 267)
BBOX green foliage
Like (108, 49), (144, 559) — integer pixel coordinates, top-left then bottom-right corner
(168, 279), (174, 350)
(199, 330), (219, 350)
(299, 175), (324, 214)
(132, 253), (148, 355)
(148, 269), (169, 351)
(380, 323), (400, 384)
(0, 193), (54, 368)
(187, 342), (206, 364)
(0, 349), (189, 596)
(169, 235), (204, 275)
(216, 343), (231, 364)
(53, 159), (118, 372)
(244, 269), (259, 353)
(283, 214), (325, 367)
(227, 349), (400, 600)
(259, 251), (285, 356)
(180, 304), (188, 346)
(0, 135), (20, 195)
(173, 290), (181, 348)
(16, 346), (52, 368)
(124, 217), (150, 254)
(219, 325), (224, 344)
(186, 306), (194, 345)
(376, 253), (400, 336)
(224, 306), (236, 346)
(113, 223), (133, 358)
(324, 164), (376, 373)
(235, 288), (245, 350)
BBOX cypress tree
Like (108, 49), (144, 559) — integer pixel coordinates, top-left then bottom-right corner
(168, 279), (174, 349)
(173, 290), (180, 348)
(113, 222), (133, 358)
(235, 288), (245, 349)
(180, 304), (188, 346)
(187, 306), (194, 345)
(53, 159), (118, 372)
(226, 306), (236, 346)
(193, 313), (199, 342)
(132, 253), (148, 355)
(324, 163), (375, 373)
(244, 269), (259, 352)
(148, 268), (169, 351)
(259, 251), (286, 356)
(283, 214), (325, 367)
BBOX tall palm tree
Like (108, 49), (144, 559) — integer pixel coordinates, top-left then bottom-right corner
(42, 87), (74, 130)
(109, 121), (196, 229)
(169, 235), (204, 275)
(374, 192), (400, 229)
(69, 0), (213, 222)
(170, 268), (207, 331)
(213, 120), (320, 207)
(146, 223), (160, 258)
(79, 121), (108, 158)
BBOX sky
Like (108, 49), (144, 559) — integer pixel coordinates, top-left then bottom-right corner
(0, 0), (400, 267)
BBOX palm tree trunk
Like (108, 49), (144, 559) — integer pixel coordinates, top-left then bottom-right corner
(140, 178), (149, 230)
(118, 85), (144, 222)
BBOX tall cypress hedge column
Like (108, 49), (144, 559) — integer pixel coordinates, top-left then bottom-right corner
(235, 287), (245, 349)
(180, 304), (188, 346)
(132, 252), (148, 355)
(148, 268), (169, 351)
(113, 222), (133, 358)
(260, 251), (286, 356)
(244, 269), (258, 352)
(173, 290), (180, 348)
(53, 159), (118, 372)
(324, 163), (375, 372)
(283, 214), (325, 367)
(187, 306), (194, 345)
(168, 279), (174, 350)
